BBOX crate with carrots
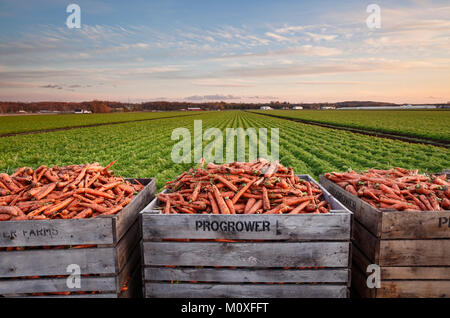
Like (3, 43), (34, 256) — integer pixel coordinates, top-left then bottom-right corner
(140, 159), (352, 298)
(320, 168), (450, 298)
(0, 162), (156, 298)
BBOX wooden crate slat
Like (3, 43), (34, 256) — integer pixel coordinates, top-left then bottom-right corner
(0, 218), (114, 248)
(141, 213), (351, 242)
(115, 219), (141, 273)
(0, 247), (116, 278)
(145, 283), (348, 298)
(144, 267), (349, 283)
(377, 281), (450, 298)
(0, 276), (116, 295)
(379, 239), (450, 266)
(381, 211), (450, 239)
(352, 220), (379, 263)
(14, 293), (118, 298)
(117, 243), (141, 293)
(143, 242), (349, 268)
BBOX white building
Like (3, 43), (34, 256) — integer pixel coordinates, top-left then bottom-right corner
(292, 106), (303, 110)
(260, 106), (272, 110)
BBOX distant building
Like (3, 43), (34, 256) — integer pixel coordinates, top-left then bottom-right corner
(187, 107), (202, 111)
(292, 106), (303, 110)
(321, 106), (336, 110)
(74, 109), (92, 114)
(260, 106), (272, 110)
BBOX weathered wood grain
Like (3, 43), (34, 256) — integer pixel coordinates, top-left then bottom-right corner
(141, 213), (351, 242)
(0, 276), (116, 294)
(381, 210), (450, 239)
(145, 283), (348, 298)
(379, 239), (450, 266)
(0, 218), (113, 248)
(352, 220), (379, 263)
(115, 219), (141, 273)
(142, 242), (349, 267)
(144, 267), (349, 283)
(0, 247), (116, 277)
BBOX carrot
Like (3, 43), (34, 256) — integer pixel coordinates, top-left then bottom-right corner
(191, 182), (202, 202)
(246, 199), (263, 214)
(207, 192), (219, 214)
(262, 186), (270, 210)
(211, 174), (238, 192)
(0, 206), (21, 216)
(73, 208), (93, 219)
(76, 188), (115, 200)
(225, 198), (236, 214)
(43, 198), (75, 217)
(211, 185), (230, 214)
(232, 178), (256, 204)
(244, 198), (256, 214)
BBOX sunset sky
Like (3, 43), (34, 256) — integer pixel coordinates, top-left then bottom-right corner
(0, 0), (449, 103)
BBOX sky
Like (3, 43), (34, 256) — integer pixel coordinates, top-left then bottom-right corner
(0, 0), (449, 104)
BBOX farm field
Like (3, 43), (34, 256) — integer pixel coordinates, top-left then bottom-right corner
(253, 109), (450, 141)
(1, 111), (448, 190)
(0, 111), (202, 135)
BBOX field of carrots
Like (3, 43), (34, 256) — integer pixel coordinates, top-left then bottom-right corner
(0, 111), (448, 190)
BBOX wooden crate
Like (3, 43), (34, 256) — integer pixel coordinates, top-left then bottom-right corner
(0, 178), (156, 298)
(319, 173), (450, 298)
(140, 175), (352, 298)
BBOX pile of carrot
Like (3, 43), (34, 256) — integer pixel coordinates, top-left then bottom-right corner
(158, 159), (331, 214)
(325, 167), (450, 211)
(0, 161), (144, 221)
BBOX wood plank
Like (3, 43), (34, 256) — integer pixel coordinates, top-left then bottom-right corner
(144, 267), (349, 283)
(142, 242), (349, 267)
(119, 262), (142, 298)
(145, 283), (348, 298)
(379, 239), (450, 266)
(377, 281), (450, 298)
(114, 178), (156, 243)
(115, 219), (141, 273)
(320, 175), (381, 237)
(0, 276), (116, 295)
(352, 220), (379, 263)
(381, 210), (450, 239)
(0, 218), (113, 248)
(141, 214), (351, 242)
(117, 243), (141, 293)
(0, 247), (116, 277)
(351, 266), (376, 298)
(11, 293), (118, 298)
(381, 267), (450, 280)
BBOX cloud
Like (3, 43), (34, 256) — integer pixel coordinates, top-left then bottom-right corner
(296, 81), (361, 85)
(212, 45), (342, 60)
(192, 79), (253, 87)
(40, 84), (63, 90)
(265, 32), (291, 42)
(184, 94), (240, 101)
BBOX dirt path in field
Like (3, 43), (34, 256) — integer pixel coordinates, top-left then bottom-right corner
(249, 111), (449, 149)
(0, 113), (204, 138)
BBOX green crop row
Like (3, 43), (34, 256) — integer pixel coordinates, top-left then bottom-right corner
(0, 111), (448, 190)
(252, 109), (450, 141)
(0, 111), (203, 135)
